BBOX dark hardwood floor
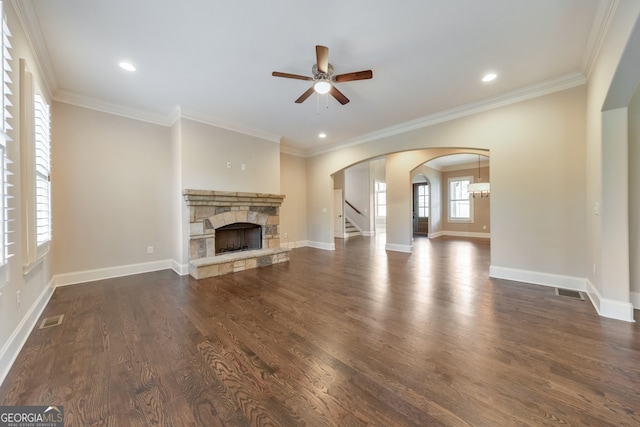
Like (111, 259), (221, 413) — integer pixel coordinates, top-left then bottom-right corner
(1, 235), (639, 426)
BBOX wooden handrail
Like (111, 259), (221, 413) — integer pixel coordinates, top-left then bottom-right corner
(345, 200), (363, 215)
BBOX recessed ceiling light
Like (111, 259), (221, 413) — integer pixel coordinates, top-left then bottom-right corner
(318, 133), (327, 138)
(482, 73), (497, 82)
(119, 62), (136, 72)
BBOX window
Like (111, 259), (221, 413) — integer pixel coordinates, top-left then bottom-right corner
(34, 93), (51, 245)
(375, 181), (386, 217)
(449, 177), (473, 222)
(417, 183), (429, 218)
(20, 57), (50, 271)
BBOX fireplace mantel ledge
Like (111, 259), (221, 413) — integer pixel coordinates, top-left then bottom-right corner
(190, 248), (290, 267)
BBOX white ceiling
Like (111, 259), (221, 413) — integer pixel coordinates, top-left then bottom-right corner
(425, 154), (489, 171)
(21, 0), (607, 156)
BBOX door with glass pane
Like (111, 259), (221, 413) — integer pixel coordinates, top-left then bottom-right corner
(413, 183), (429, 235)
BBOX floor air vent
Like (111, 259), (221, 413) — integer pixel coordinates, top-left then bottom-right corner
(555, 288), (585, 300)
(39, 314), (64, 329)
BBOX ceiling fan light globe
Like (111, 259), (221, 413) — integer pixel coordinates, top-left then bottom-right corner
(314, 81), (331, 94)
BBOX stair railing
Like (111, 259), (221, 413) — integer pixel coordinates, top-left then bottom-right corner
(345, 200), (363, 215)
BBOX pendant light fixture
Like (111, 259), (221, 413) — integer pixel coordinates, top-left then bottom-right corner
(468, 155), (490, 198)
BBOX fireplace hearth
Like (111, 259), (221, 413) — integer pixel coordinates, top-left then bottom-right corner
(183, 190), (291, 279)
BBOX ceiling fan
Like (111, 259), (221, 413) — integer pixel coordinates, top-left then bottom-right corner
(272, 45), (373, 105)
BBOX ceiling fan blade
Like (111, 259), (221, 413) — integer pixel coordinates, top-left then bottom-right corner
(316, 45), (329, 74)
(330, 85), (350, 105)
(272, 71), (313, 81)
(295, 86), (315, 103)
(334, 70), (373, 82)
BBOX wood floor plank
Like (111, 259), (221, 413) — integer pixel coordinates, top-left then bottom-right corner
(1, 235), (639, 426)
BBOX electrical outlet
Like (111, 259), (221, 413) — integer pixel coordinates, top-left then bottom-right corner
(147, 246), (154, 254)
(16, 290), (20, 309)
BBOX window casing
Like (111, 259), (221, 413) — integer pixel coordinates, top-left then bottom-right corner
(20, 57), (51, 272)
(375, 181), (386, 217)
(448, 176), (473, 222)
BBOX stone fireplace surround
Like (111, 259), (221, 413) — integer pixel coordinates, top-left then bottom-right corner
(183, 190), (290, 279)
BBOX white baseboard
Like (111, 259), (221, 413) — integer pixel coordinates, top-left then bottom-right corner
(428, 231), (443, 238)
(489, 265), (587, 290)
(0, 280), (54, 386)
(586, 280), (635, 323)
(490, 265), (635, 323)
(385, 243), (413, 253)
(171, 260), (189, 276)
(441, 231), (491, 239)
(303, 240), (335, 251)
(53, 259), (175, 287)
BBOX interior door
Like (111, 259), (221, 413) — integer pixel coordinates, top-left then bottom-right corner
(413, 183), (429, 235)
(333, 189), (344, 238)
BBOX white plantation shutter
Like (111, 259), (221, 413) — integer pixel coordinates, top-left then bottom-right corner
(2, 12), (11, 134)
(0, 3), (12, 267)
(34, 93), (50, 245)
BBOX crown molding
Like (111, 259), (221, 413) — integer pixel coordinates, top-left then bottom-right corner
(279, 144), (307, 157)
(11, 0), (56, 98)
(53, 90), (282, 143)
(54, 90), (172, 126)
(178, 108), (281, 144)
(300, 71), (587, 158)
(581, 0), (619, 78)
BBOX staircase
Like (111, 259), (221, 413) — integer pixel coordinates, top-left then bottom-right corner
(344, 218), (361, 237)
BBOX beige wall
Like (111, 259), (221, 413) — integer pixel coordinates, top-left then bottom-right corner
(1, 2), (67, 380)
(280, 153), (307, 247)
(179, 118), (280, 193)
(2, 0), (639, 387)
(441, 166), (490, 235)
(411, 164), (442, 234)
(629, 84), (640, 303)
(344, 162), (371, 233)
(306, 87), (586, 275)
(584, 1), (640, 320)
(172, 118), (282, 265)
(52, 102), (173, 274)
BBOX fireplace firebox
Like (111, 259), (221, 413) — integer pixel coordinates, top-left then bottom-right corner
(215, 223), (262, 254)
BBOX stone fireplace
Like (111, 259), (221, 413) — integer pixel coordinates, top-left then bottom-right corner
(183, 190), (290, 279)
